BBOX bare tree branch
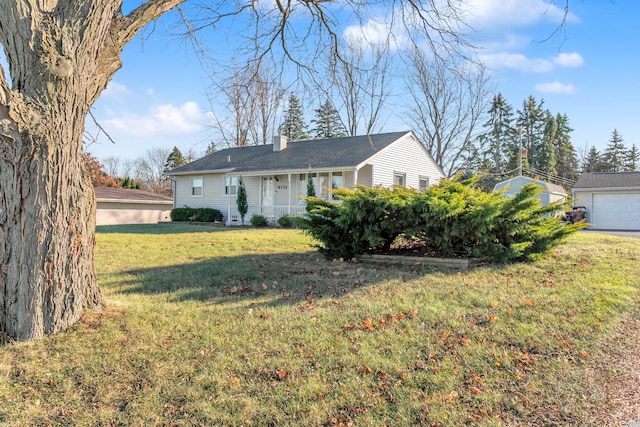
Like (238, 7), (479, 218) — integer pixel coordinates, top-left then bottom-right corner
(115, 0), (187, 46)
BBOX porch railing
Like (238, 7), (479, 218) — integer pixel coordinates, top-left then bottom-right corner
(226, 205), (308, 225)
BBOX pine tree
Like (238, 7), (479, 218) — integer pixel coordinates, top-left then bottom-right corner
(583, 146), (606, 172)
(515, 95), (547, 174)
(310, 99), (347, 139)
(205, 141), (217, 155)
(164, 146), (187, 174)
(538, 111), (558, 177)
(553, 113), (579, 181)
(603, 129), (626, 172)
(306, 174), (316, 212)
(281, 94), (308, 140)
(625, 144), (639, 171)
(236, 177), (248, 225)
(476, 93), (516, 176)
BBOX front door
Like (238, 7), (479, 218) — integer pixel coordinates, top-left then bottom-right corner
(262, 177), (275, 208)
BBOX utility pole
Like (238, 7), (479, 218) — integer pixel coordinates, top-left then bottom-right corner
(515, 127), (524, 176)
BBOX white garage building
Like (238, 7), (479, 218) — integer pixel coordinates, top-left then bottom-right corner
(95, 187), (173, 226)
(572, 172), (640, 231)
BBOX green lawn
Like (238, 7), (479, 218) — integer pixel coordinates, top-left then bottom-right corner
(1, 224), (639, 426)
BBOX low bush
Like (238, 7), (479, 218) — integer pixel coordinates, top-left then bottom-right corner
(297, 177), (586, 262)
(170, 207), (223, 222)
(250, 214), (268, 227)
(277, 215), (297, 228)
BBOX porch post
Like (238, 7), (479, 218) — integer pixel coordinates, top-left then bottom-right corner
(227, 174), (231, 225)
(353, 167), (359, 188)
(287, 173), (292, 215)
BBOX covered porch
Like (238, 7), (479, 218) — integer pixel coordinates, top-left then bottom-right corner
(225, 166), (371, 225)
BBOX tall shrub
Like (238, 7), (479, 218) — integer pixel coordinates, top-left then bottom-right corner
(298, 178), (585, 262)
(237, 177), (248, 225)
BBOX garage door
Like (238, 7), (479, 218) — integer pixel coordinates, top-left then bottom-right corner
(592, 193), (640, 230)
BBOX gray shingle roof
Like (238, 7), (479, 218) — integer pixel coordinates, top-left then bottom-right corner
(167, 131), (413, 175)
(573, 172), (640, 189)
(95, 187), (173, 202)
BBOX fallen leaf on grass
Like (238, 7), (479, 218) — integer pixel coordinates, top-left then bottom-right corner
(468, 386), (482, 395)
(362, 318), (374, 331)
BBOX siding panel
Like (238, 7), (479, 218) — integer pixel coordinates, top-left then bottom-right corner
(368, 134), (443, 188)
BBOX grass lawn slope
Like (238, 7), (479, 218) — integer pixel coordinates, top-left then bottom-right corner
(1, 224), (639, 426)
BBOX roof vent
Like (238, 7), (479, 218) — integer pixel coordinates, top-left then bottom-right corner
(273, 134), (288, 152)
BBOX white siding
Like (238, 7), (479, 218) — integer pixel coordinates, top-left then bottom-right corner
(356, 165), (373, 188)
(367, 134), (443, 188)
(96, 202), (172, 226)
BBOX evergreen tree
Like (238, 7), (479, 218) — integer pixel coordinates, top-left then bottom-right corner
(515, 95), (546, 174)
(476, 93), (516, 176)
(625, 144), (639, 171)
(205, 141), (217, 155)
(306, 174), (316, 212)
(553, 113), (579, 181)
(603, 129), (626, 172)
(310, 99), (347, 139)
(281, 94), (308, 140)
(236, 177), (248, 225)
(583, 146), (606, 172)
(538, 111), (558, 177)
(119, 176), (141, 189)
(164, 146), (187, 174)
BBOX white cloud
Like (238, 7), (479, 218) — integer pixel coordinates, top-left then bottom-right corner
(535, 81), (575, 94)
(465, 0), (579, 29)
(478, 52), (554, 73)
(481, 33), (531, 52)
(102, 82), (132, 101)
(554, 52), (584, 67)
(105, 101), (208, 136)
(343, 20), (405, 50)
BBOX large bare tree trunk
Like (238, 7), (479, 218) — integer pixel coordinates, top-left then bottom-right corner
(0, 0), (184, 341)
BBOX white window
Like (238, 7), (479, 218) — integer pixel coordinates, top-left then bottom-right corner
(419, 176), (429, 191)
(318, 172), (330, 200)
(331, 172), (343, 200)
(191, 177), (203, 196)
(225, 176), (238, 195)
(393, 172), (406, 187)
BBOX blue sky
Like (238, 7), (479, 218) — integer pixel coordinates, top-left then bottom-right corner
(86, 0), (640, 164)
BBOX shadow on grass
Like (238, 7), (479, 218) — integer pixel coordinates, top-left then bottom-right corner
(107, 250), (444, 308)
(96, 223), (232, 235)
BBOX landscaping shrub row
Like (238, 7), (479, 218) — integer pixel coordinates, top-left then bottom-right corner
(297, 177), (586, 262)
(170, 207), (223, 222)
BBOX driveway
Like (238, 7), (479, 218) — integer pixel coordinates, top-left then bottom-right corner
(580, 230), (640, 239)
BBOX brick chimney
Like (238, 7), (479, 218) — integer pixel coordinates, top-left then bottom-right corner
(273, 134), (288, 152)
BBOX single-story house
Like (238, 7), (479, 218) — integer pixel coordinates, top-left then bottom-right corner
(95, 187), (173, 226)
(167, 131), (445, 225)
(493, 175), (568, 206)
(572, 172), (640, 230)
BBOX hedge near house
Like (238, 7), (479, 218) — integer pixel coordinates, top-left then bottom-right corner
(298, 178), (586, 262)
(170, 207), (223, 222)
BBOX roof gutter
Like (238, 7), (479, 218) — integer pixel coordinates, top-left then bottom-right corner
(573, 186), (640, 192)
(167, 168), (235, 176)
(96, 198), (173, 205)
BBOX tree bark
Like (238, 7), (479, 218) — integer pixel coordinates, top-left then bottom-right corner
(0, 0), (184, 341)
